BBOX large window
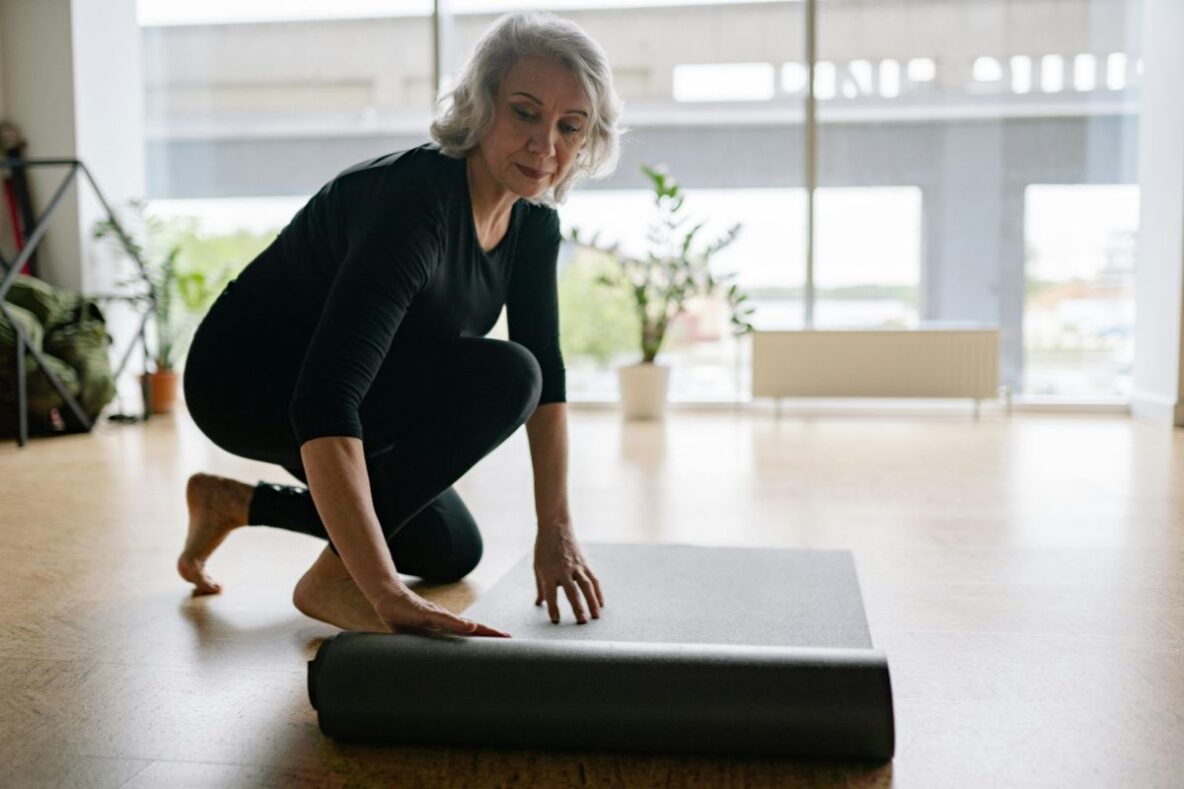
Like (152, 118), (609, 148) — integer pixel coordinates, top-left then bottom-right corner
(138, 0), (1144, 403)
(814, 187), (921, 330)
(817, 0), (1143, 399)
(1024, 185), (1138, 398)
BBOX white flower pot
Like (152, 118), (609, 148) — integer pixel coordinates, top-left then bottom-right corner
(617, 362), (670, 420)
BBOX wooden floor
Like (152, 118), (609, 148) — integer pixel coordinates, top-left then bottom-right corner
(1, 404), (1182, 787)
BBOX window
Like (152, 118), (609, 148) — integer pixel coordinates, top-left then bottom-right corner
(878, 59), (901, 98)
(973, 56), (1004, 83)
(781, 61), (808, 95)
(814, 188), (922, 330)
(814, 61), (837, 100)
(1106, 52), (1128, 90)
(1024, 185), (1138, 399)
(1073, 53), (1098, 91)
(138, 0), (1144, 403)
(673, 63), (776, 103)
(1041, 54), (1066, 93)
(906, 57), (936, 84)
(819, 1), (1142, 398)
(1010, 55), (1033, 93)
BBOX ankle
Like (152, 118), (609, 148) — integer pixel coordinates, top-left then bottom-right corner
(312, 545), (353, 582)
(237, 481), (257, 524)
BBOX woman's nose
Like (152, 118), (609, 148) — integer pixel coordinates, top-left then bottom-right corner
(526, 126), (557, 158)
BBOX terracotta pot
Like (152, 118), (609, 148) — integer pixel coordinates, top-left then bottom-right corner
(617, 362), (670, 420)
(139, 369), (180, 414)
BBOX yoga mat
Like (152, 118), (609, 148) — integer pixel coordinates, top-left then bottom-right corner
(307, 543), (895, 760)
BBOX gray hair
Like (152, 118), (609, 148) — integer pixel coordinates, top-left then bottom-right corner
(429, 11), (625, 206)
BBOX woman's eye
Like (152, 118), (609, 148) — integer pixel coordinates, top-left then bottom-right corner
(513, 106), (582, 136)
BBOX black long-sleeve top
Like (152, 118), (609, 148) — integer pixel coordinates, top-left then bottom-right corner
(229, 142), (566, 447)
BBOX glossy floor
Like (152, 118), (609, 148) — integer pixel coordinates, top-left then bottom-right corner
(1, 406), (1182, 787)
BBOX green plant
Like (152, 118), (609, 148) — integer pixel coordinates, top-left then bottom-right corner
(93, 199), (235, 372)
(567, 164), (755, 364)
(558, 251), (639, 365)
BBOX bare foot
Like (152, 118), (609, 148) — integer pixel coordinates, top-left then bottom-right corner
(293, 546), (393, 633)
(178, 472), (253, 595)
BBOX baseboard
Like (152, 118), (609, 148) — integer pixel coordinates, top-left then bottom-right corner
(1130, 389), (1184, 426)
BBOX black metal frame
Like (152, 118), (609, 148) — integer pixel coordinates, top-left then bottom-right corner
(0, 156), (154, 447)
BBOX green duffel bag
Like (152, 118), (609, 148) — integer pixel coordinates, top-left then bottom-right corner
(0, 276), (115, 436)
(44, 300), (116, 420)
(0, 350), (83, 438)
(0, 299), (44, 352)
(3, 274), (77, 332)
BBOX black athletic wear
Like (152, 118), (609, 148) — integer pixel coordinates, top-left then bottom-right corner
(182, 142), (564, 576)
(228, 141), (565, 447)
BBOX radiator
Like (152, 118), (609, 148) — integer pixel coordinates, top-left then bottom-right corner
(752, 329), (1000, 401)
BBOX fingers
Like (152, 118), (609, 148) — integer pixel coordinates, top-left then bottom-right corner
(391, 603), (510, 639)
(538, 568), (604, 624)
(468, 621), (513, 638)
(432, 610), (477, 633)
(431, 610), (511, 638)
(561, 579), (589, 624)
(589, 571), (605, 607)
(377, 587), (512, 638)
(574, 571), (600, 619)
(546, 581), (561, 624)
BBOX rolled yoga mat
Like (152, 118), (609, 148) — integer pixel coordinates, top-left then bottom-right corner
(307, 542), (895, 760)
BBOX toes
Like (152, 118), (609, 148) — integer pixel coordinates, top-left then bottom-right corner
(196, 570), (222, 594)
(193, 579), (222, 595)
(178, 556), (223, 594)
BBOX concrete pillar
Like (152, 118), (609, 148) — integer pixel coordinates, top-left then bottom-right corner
(0, 0), (144, 292)
(921, 177), (1024, 394)
(1131, 0), (1184, 425)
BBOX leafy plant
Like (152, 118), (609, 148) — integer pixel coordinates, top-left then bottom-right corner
(567, 164), (755, 364)
(557, 252), (639, 366)
(93, 199), (235, 372)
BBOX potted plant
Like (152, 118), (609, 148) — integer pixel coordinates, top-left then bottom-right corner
(567, 164), (756, 418)
(93, 199), (233, 414)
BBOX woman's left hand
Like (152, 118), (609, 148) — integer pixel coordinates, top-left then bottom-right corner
(534, 523), (604, 624)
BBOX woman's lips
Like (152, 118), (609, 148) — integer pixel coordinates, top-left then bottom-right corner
(516, 163), (549, 180)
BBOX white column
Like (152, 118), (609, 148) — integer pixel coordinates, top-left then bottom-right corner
(1132, 0), (1184, 426)
(71, 0), (145, 295)
(0, 0), (144, 293)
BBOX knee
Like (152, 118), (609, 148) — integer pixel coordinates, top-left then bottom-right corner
(450, 527), (484, 581)
(418, 526), (484, 584)
(484, 340), (542, 424)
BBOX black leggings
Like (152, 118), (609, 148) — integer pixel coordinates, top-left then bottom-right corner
(182, 284), (542, 583)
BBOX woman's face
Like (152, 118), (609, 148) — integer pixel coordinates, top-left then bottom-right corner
(475, 55), (591, 200)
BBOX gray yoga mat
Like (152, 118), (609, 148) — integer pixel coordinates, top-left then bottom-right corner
(307, 542), (895, 760)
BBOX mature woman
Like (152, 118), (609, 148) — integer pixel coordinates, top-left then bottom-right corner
(178, 11), (622, 638)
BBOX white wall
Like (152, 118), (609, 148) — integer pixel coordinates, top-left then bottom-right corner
(1132, 0), (1184, 426)
(70, 0), (145, 295)
(0, 0), (144, 292)
(0, 0), (80, 288)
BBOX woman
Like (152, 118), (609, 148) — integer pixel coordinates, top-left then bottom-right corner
(178, 11), (623, 638)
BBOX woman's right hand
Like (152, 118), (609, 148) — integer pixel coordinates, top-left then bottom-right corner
(372, 585), (511, 638)
(298, 437), (509, 638)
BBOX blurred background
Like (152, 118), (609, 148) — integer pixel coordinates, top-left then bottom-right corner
(131, 0), (1143, 405)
